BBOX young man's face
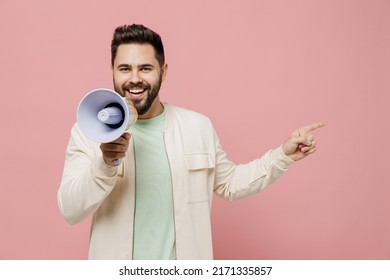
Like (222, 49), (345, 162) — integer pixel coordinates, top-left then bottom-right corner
(112, 43), (167, 119)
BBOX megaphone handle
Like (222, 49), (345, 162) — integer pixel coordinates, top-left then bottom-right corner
(112, 159), (121, 166)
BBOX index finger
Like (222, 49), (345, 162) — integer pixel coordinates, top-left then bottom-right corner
(299, 122), (325, 134)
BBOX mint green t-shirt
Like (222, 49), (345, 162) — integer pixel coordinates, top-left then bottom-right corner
(130, 111), (176, 260)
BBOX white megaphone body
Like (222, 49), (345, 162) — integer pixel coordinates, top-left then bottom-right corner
(77, 88), (138, 164)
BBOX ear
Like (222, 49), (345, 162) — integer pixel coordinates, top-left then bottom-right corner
(161, 63), (168, 82)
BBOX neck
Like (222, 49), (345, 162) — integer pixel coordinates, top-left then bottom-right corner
(138, 99), (164, 119)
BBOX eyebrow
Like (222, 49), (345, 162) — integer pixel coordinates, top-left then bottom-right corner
(139, 64), (154, 68)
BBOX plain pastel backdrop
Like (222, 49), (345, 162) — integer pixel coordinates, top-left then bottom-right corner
(0, 0), (389, 259)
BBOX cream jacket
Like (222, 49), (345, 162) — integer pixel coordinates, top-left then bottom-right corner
(58, 104), (294, 259)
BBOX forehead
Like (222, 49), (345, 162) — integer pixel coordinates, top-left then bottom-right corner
(114, 43), (158, 66)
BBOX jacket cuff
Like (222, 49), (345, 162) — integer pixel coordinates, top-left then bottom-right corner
(93, 156), (119, 178)
(271, 145), (295, 170)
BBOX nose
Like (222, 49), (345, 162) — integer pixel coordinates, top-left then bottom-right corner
(129, 69), (142, 84)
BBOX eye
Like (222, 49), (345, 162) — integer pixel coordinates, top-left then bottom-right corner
(140, 66), (153, 73)
(119, 67), (130, 72)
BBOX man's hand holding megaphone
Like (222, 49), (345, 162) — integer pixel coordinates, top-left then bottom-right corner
(100, 132), (131, 166)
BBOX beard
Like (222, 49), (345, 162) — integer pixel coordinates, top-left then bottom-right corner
(114, 74), (163, 116)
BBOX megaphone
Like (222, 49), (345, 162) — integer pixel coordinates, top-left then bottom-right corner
(77, 88), (138, 144)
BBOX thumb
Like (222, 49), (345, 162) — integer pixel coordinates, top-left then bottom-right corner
(122, 132), (131, 141)
(283, 136), (310, 156)
(290, 136), (310, 146)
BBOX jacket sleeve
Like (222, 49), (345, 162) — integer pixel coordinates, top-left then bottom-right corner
(58, 123), (119, 224)
(213, 129), (294, 201)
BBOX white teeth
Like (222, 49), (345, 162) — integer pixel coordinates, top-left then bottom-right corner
(129, 89), (145, 94)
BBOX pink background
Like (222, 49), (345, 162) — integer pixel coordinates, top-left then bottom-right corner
(1, 0), (389, 259)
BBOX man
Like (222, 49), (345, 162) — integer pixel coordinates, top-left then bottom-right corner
(58, 24), (324, 260)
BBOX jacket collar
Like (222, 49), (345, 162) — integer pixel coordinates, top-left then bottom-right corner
(162, 102), (174, 132)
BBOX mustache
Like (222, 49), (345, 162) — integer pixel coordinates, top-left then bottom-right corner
(123, 82), (150, 90)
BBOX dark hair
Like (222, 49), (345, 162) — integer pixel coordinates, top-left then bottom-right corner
(111, 24), (165, 67)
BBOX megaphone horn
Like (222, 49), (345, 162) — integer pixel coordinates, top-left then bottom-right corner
(77, 88), (138, 144)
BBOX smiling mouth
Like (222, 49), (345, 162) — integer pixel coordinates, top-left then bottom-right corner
(128, 88), (146, 94)
(125, 87), (148, 98)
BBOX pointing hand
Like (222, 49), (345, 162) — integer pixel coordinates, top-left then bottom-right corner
(282, 122), (325, 161)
